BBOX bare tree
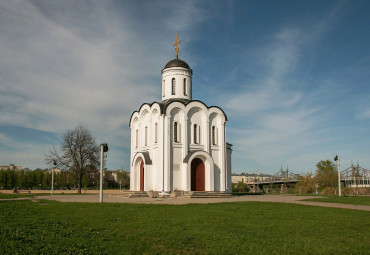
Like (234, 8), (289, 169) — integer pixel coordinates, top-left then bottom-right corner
(46, 125), (100, 193)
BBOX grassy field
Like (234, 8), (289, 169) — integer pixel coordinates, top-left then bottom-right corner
(0, 200), (369, 254)
(304, 195), (370, 206)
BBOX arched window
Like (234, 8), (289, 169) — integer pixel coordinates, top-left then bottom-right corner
(145, 126), (148, 146)
(171, 78), (176, 95)
(135, 129), (138, 148)
(183, 78), (187, 96)
(162, 80), (165, 97)
(190, 80), (192, 98)
(212, 126), (217, 145)
(174, 122), (178, 143)
(194, 124), (198, 144)
(154, 123), (158, 143)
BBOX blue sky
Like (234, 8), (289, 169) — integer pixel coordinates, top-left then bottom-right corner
(0, 0), (369, 174)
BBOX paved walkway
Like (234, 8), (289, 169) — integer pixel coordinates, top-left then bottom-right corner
(22, 194), (370, 211)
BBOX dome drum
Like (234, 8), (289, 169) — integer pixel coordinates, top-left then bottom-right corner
(162, 59), (192, 101)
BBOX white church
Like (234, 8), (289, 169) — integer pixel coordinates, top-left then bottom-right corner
(129, 36), (232, 194)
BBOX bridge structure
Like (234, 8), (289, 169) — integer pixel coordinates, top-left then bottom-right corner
(245, 167), (300, 193)
(341, 163), (370, 188)
(245, 163), (370, 193)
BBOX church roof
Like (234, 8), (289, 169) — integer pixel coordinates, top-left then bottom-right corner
(129, 99), (228, 126)
(161, 98), (191, 106)
(163, 58), (191, 70)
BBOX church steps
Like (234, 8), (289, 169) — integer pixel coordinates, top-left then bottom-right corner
(109, 191), (149, 198)
(109, 191), (231, 198)
(181, 191), (232, 198)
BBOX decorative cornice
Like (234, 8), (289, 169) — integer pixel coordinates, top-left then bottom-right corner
(162, 69), (192, 76)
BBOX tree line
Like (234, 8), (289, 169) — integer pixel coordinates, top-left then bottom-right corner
(296, 159), (340, 194)
(0, 125), (131, 192)
(0, 168), (129, 191)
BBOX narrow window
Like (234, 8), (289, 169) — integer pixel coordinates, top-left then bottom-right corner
(190, 80), (192, 98)
(174, 122), (178, 143)
(136, 129), (138, 147)
(183, 78), (187, 96)
(212, 126), (216, 145)
(145, 126), (148, 146)
(198, 125), (201, 144)
(194, 124), (198, 144)
(155, 123), (158, 143)
(171, 78), (176, 95)
(162, 80), (165, 97)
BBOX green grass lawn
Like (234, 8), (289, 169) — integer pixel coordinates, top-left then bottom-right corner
(0, 200), (369, 254)
(304, 195), (370, 206)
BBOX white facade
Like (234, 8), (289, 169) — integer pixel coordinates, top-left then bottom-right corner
(129, 56), (232, 193)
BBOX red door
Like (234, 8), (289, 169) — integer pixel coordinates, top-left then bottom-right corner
(140, 160), (144, 191)
(191, 158), (205, 191)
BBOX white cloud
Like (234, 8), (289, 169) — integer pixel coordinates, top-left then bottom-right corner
(222, 9), (345, 173)
(0, 0), (208, 169)
(356, 109), (370, 120)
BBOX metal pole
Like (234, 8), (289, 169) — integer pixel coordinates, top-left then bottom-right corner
(51, 167), (54, 195)
(338, 156), (341, 197)
(100, 144), (104, 203)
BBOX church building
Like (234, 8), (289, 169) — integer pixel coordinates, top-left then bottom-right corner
(129, 35), (232, 193)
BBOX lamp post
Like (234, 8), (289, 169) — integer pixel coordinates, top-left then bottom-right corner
(100, 143), (108, 203)
(51, 160), (56, 195)
(334, 155), (341, 197)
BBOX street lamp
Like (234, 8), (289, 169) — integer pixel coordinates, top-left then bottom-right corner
(51, 160), (57, 195)
(334, 155), (341, 197)
(100, 143), (108, 203)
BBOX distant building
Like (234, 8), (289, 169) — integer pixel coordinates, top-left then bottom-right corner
(232, 172), (273, 184)
(110, 170), (130, 183)
(232, 175), (245, 183)
(0, 164), (22, 170)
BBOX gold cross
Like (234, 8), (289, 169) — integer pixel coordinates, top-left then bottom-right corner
(172, 33), (181, 59)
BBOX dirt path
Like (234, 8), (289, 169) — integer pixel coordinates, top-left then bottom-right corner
(20, 194), (370, 211)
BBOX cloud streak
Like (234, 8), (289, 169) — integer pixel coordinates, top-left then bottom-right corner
(0, 0), (209, 169)
(221, 1), (365, 173)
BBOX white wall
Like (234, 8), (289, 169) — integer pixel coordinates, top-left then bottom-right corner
(162, 67), (192, 101)
(130, 100), (230, 192)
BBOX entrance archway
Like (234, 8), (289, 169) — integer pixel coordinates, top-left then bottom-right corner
(191, 158), (205, 191)
(140, 160), (144, 191)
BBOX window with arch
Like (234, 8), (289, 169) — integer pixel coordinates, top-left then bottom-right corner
(171, 78), (176, 95)
(193, 124), (198, 144)
(183, 78), (187, 96)
(190, 80), (192, 97)
(135, 129), (138, 148)
(154, 123), (158, 143)
(145, 126), (148, 146)
(174, 122), (179, 143)
(162, 80), (165, 97)
(212, 126), (217, 145)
